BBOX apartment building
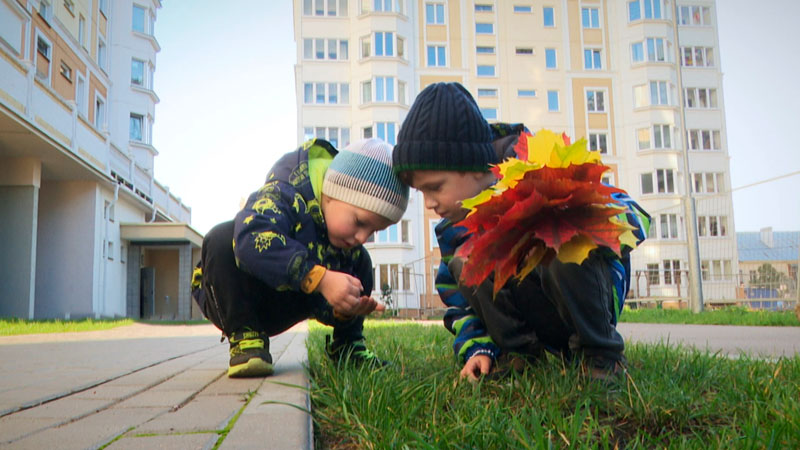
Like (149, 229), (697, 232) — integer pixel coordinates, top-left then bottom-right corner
(293, 0), (737, 312)
(0, 0), (201, 320)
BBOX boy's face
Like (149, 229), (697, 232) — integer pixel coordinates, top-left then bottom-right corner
(321, 196), (395, 249)
(410, 170), (493, 223)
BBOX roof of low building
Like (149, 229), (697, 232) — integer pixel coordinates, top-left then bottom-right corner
(737, 231), (800, 262)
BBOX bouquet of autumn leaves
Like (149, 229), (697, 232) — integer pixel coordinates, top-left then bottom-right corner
(456, 129), (642, 295)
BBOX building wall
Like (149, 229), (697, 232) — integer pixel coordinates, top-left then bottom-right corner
(35, 180), (97, 318)
(144, 248), (179, 319)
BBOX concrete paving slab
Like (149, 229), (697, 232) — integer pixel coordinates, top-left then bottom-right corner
(150, 369), (224, 392)
(220, 328), (312, 450)
(115, 390), (198, 409)
(4, 406), (169, 450)
(199, 377), (264, 396)
(0, 417), (61, 443)
(106, 432), (218, 450)
(10, 397), (109, 419)
(131, 395), (244, 434)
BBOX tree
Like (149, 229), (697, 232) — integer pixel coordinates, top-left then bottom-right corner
(380, 283), (395, 316)
(751, 263), (787, 289)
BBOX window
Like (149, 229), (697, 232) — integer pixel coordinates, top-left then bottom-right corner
(641, 169), (675, 195)
(131, 59), (145, 86)
(637, 125), (673, 150)
(476, 46), (495, 54)
(631, 42), (644, 63)
(658, 215), (679, 239)
(99, 0), (107, 16)
(401, 220), (409, 243)
(98, 38), (107, 71)
(130, 113), (144, 142)
(429, 219), (439, 249)
(480, 107), (497, 120)
(679, 5), (711, 26)
(476, 22), (494, 34)
(586, 90), (605, 112)
(64, 0), (75, 14)
(363, 77), (395, 103)
(646, 263), (660, 285)
(682, 46), (715, 67)
(543, 7), (554, 27)
(368, 0), (403, 14)
(588, 133), (607, 154)
(650, 81), (670, 105)
(518, 89), (536, 98)
(94, 94), (105, 129)
(475, 4), (493, 12)
(303, 38), (348, 60)
(35, 34), (52, 81)
(398, 80), (406, 105)
(374, 32), (394, 57)
(377, 264), (399, 290)
(362, 126), (372, 139)
(425, 2), (445, 24)
(692, 172), (724, 194)
(697, 215), (728, 237)
(477, 65), (495, 77)
(39, 0), (52, 22)
(547, 90), (559, 111)
(76, 75), (86, 116)
(663, 259), (680, 285)
(303, 83), (349, 105)
(646, 38), (668, 62)
(303, 0), (348, 16)
(376, 223), (400, 243)
(132, 5), (145, 33)
(582, 7), (599, 28)
(304, 126), (350, 148)
(628, 0), (664, 21)
(684, 87), (718, 109)
(427, 45), (446, 66)
(59, 62), (72, 82)
(701, 260), (731, 281)
(78, 15), (86, 47)
(516, 47), (533, 55)
(686, 129), (721, 150)
(478, 88), (497, 97)
(402, 266), (410, 290)
(376, 122), (397, 145)
(584, 49), (601, 69)
(545, 48), (557, 68)
(514, 5), (532, 13)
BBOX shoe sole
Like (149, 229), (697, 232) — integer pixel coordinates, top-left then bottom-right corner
(228, 357), (274, 378)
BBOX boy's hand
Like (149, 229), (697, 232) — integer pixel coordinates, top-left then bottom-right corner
(460, 354), (493, 381)
(318, 270), (382, 316)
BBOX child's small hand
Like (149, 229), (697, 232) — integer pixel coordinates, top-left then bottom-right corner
(460, 354), (493, 381)
(317, 270), (364, 316)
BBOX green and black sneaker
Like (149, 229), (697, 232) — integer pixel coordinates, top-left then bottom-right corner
(228, 331), (274, 378)
(325, 335), (389, 369)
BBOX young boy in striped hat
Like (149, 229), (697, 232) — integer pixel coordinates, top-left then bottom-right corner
(192, 138), (409, 377)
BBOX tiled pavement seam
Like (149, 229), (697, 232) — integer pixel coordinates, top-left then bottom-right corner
(0, 325), (312, 450)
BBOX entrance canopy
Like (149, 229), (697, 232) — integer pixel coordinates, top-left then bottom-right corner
(121, 222), (203, 248)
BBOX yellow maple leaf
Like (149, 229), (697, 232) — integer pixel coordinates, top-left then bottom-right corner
(556, 233), (598, 264)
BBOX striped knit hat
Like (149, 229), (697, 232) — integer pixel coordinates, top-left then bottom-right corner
(393, 82), (497, 175)
(322, 138), (409, 223)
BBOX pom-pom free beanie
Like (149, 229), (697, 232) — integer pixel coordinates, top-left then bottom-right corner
(393, 82), (497, 175)
(323, 138), (409, 222)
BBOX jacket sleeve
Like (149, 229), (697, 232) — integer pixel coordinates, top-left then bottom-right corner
(436, 221), (500, 363)
(232, 181), (316, 292)
(353, 247), (374, 296)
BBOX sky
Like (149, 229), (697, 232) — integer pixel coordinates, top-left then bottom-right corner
(152, 0), (800, 235)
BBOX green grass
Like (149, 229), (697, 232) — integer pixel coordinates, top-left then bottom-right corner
(307, 321), (800, 449)
(619, 306), (799, 326)
(0, 318), (135, 335)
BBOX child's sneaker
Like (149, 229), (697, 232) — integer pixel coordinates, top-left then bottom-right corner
(583, 355), (626, 384)
(325, 335), (389, 368)
(228, 331), (274, 378)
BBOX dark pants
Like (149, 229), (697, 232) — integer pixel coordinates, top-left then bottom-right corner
(192, 221), (364, 343)
(449, 250), (625, 364)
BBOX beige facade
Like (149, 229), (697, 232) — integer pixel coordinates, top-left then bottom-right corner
(294, 0), (737, 311)
(0, 0), (200, 320)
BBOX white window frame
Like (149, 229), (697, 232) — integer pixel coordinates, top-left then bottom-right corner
(132, 4), (146, 33)
(303, 38), (348, 61)
(547, 90), (560, 112)
(475, 4), (493, 13)
(641, 168), (676, 195)
(39, 0), (53, 23)
(478, 88), (497, 98)
(429, 219), (439, 249)
(34, 31), (53, 83)
(517, 89), (536, 98)
(480, 107), (497, 120)
(97, 36), (107, 72)
(658, 215), (680, 240)
(513, 5), (532, 13)
(475, 22), (494, 35)
(375, 121), (397, 145)
(638, 124), (672, 150)
(684, 87), (718, 109)
(586, 89), (605, 112)
(681, 46), (715, 68)
(692, 172), (724, 194)
(698, 215), (728, 238)
(94, 93), (106, 130)
(628, 0), (667, 22)
(130, 113), (144, 142)
(426, 44), (446, 67)
(588, 133), (608, 154)
(425, 2), (445, 24)
(476, 46), (495, 54)
(476, 65), (496, 77)
(545, 48), (557, 69)
(78, 14), (86, 47)
(76, 73), (87, 117)
(663, 259), (681, 284)
(686, 129), (722, 151)
(584, 48), (602, 70)
(581, 7), (599, 28)
(131, 58), (145, 86)
(365, 0), (404, 14)
(649, 80), (670, 105)
(678, 5), (712, 26)
(542, 6), (555, 27)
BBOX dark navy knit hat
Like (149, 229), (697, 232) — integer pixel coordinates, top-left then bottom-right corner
(393, 82), (497, 175)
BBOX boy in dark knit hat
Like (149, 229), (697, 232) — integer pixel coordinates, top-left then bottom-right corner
(393, 82), (648, 381)
(192, 138), (409, 377)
